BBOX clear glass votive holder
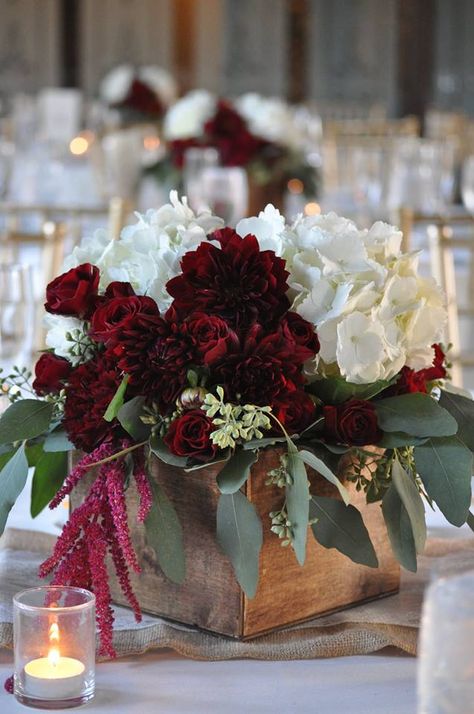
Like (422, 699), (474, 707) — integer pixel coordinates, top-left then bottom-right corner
(13, 586), (95, 709)
(417, 570), (474, 714)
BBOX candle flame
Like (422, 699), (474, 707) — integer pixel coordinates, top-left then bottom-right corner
(48, 647), (60, 668)
(49, 622), (59, 643)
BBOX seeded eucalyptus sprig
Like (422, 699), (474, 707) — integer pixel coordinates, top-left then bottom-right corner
(0, 366), (36, 403)
(201, 387), (272, 449)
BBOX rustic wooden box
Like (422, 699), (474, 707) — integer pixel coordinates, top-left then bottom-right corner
(72, 449), (399, 639)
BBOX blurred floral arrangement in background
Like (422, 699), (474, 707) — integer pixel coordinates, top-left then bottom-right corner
(99, 64), (178, 122)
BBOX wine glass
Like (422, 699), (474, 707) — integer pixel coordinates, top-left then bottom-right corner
(461, 155), (474, 214)
(183, 147), (219, 213)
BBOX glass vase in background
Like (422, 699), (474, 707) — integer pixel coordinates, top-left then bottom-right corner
(183, 147), (219, 212)
(199, 166), (249, 226)
(0, 263), (36, 372)
(417, 570), (474, 714)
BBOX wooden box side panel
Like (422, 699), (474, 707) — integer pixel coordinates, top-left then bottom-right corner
(243, 449), (400, 638)
(72, 460), (243, 637)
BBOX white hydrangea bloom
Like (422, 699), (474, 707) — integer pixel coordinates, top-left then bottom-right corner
(280, 211), (446, 384)
(43, 314), (89, 366)
(236, 204), (287, 254)
(163, 90), (216, 141)
(234, 93), (302, 149)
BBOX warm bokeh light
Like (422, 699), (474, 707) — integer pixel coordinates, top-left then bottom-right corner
(69, 136), (89, 155)
(304, 201), (321, 216)
(287, 178), (304, 194)
(143, 135), (161, 151)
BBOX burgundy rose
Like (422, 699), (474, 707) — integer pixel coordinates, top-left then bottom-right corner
(281, 312), (320, 353)
(33, 353), (72, 396)
(274, 391), (317, 435)
(186, 312), (238, 365)
(63, 352), (126, 452)
(324, 399), (382, 446)
(164, 410), (217, 462)
(204, 100), (268, 166)
(103, 282), (136, 299)
(90, 295), (161, 347)
(45, 263), (100, 319)
(167, 229), (290, 329)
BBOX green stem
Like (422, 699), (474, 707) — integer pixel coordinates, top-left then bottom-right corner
(87, 440), (148, 467)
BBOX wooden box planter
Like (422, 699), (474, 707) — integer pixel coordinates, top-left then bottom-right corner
(72, 449), (399, 639)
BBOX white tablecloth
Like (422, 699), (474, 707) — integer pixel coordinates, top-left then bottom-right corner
(2, 493), (462, 713)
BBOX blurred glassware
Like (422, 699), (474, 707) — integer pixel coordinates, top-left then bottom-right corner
(0, 137), (14, 199)
(418, 570), (474, 714)
(99, 128), (144, 200)
(199, 166), (248, 226)
(11, 94), (39, 150)
(183, 147), (219, 213)
(0, 263), (35, 369)
(461, 155), (474, 214)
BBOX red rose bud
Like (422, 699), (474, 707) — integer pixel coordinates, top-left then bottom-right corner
(164, 410), (217, 462)
(274, 391), (317, 435)
(45, 263), (100, 319)
(33, 353), (72, 396)
(323, 399), (382, 446)
(90, 295), (161, 346)
(281, 312), (320, 354)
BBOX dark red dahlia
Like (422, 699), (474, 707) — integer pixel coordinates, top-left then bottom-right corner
(63, 352), (126, 452)
(116, 318), (195, 412)
(215, 323), (316, 407)
(166, 229), (290, 329)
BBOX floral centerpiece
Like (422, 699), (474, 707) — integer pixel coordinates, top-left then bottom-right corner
(99, 64), (178, 123)
(0, 193), (473, 656)
(147, 91), (321, 204)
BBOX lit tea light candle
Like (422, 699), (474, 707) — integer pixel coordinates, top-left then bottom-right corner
(13, 586), (95, 708)
(24, 622), (85, 699)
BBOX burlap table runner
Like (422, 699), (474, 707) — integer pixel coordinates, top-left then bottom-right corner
(0, 528), (473, 661)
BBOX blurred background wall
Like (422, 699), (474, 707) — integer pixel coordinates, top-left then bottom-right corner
(1, 0), (474, 120)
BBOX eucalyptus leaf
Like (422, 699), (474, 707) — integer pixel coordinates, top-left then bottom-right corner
(391, 460), (426, 554)
(145, 480), (185, 584)
(0, 400), (54, 444)
(26, 443), (45, 467)
(374, 393), (458, 438)
(0, 443), (28, 536)
(378, 432), (428, 449)
(286, 445), (310, 566)
(308, 377), (393, 405)
(414, 436), (472, 527)
(104, 375), (129, 422)
(298, 449), (350, 505)
(150, 435), (189, 468)
(242, 436), (287, 451)
(310, 495), (378, 567)
(216, 491), (263, 598)
(217, 449), (258, 494)
(438, 389), (474, 452)
(43, 430), (75, 453)
(467, 511), (474, 533)
(31, 451), (68, 518)
(382, 484), (417, 572)
(117, 396), (151, 441)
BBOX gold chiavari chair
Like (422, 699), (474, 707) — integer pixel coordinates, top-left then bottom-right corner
(400, 208), (474, 386)
(0, 221), (66, 286)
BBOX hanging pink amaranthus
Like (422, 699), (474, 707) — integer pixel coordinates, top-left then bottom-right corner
(40, 444), (148, 657)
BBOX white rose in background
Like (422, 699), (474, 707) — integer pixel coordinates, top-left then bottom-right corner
(163, 90), (216, 141)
